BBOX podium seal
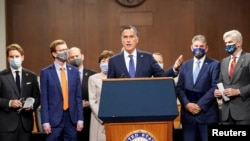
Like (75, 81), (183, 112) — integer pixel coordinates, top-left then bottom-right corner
(124, 130), (156, 141)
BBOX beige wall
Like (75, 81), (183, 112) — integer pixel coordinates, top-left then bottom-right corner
(0, 0), (6, 70)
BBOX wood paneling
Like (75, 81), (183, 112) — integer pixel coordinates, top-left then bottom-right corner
(5, 0), (250, 74)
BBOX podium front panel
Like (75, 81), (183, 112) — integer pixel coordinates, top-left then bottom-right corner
(98, 78), (178, 123)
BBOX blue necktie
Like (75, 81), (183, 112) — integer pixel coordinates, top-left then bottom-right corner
(129, 55), (135, 78)
(15, 71), (21, 94)
(193, 61), (200, 83)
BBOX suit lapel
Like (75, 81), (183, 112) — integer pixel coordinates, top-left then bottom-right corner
(119, 52), (130, 76)
(21, 69), (28, 97)
(232, 51), (245, 81)
(51, 64), (62, 92)
(66, 64), (74, 92)
(5, 68), (20, 96)
(136, 51), (144, 77)
(193, 57), (210, 85)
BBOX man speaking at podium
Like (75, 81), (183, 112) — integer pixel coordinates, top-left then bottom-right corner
(107, 25), (183, 78)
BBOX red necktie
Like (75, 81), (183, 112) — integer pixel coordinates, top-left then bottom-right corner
(229, 56), (236, 80)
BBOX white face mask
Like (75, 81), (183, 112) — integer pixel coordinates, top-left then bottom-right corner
(158, 63), (164, 69)
(9, 58), (22, 69)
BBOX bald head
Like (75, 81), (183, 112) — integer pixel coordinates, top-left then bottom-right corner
(68, 47), (84, 67)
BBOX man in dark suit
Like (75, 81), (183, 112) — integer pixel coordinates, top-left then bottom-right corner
(0, 44), (40, 141)
(40, 39), (83, 141)
(176, 35), (220, 141)
(214, 30), (250, 125)
(108, 25), (183, 78)
(68, 47), (96, 141)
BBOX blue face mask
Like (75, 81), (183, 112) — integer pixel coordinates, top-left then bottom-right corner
(100, 63), (108, 74)
(225, 44), (237, 54)
(9, 58), (22, 69)
(192, 48), (206, 58)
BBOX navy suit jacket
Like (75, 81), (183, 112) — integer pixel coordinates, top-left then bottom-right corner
(108, 50), (176, 78)
(176, 56), (220, 123)
(40, 63), (83, 127)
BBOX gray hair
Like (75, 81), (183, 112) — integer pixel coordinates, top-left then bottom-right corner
(192, 35), (207, 44)
(223, 30), (243, 42)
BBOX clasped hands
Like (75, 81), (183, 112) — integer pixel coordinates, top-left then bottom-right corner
(186, 103), (201, 115)
(214, 88), (240, 98)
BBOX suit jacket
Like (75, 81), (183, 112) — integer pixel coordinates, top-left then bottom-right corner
(79, 68), (96, 140)
(40, 63), (83, 127)
(81, 68), (96, 101)
(176, 56), (220, 123)
(108, 50), (176, 78)
(219, 51), (250, 121)
(0, 68), (40, 132)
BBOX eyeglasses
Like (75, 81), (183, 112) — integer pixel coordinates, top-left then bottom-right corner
(56, 48), (68, 52)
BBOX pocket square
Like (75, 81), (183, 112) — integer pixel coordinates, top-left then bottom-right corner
(26, 82), (31, 85)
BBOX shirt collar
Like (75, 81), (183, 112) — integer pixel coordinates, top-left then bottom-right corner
(54, 61), (66, 70)
(10, 67), (22, 73)
(193, 55), (206, 64)
(232, 49), (242, 58)
(124, 49), (137, 58)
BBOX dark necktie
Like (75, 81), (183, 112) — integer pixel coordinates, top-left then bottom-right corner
(129, 55), (135, 78)
(229, 56), (236, 80)
(193, 60), (201, 83)
(15, 71), (21, 94)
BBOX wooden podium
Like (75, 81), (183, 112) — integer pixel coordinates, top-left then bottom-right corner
(99, 78), (178, 141)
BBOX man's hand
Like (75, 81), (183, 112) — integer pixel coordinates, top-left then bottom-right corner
(76, 123), (84, 132)
(10, 99), (23, 108)
(214, 89), (222, 98)
(82, 100), (89, 108)
(224, 88), (240, 97)
(43, 124), (52, 135)
(173, 54), (184, 71)
(186, 103), (201, 115)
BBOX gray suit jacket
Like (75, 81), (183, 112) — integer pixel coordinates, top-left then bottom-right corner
(220, 51), (250, 121)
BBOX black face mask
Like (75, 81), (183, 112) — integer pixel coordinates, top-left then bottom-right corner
(225, 44), (237, 54)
